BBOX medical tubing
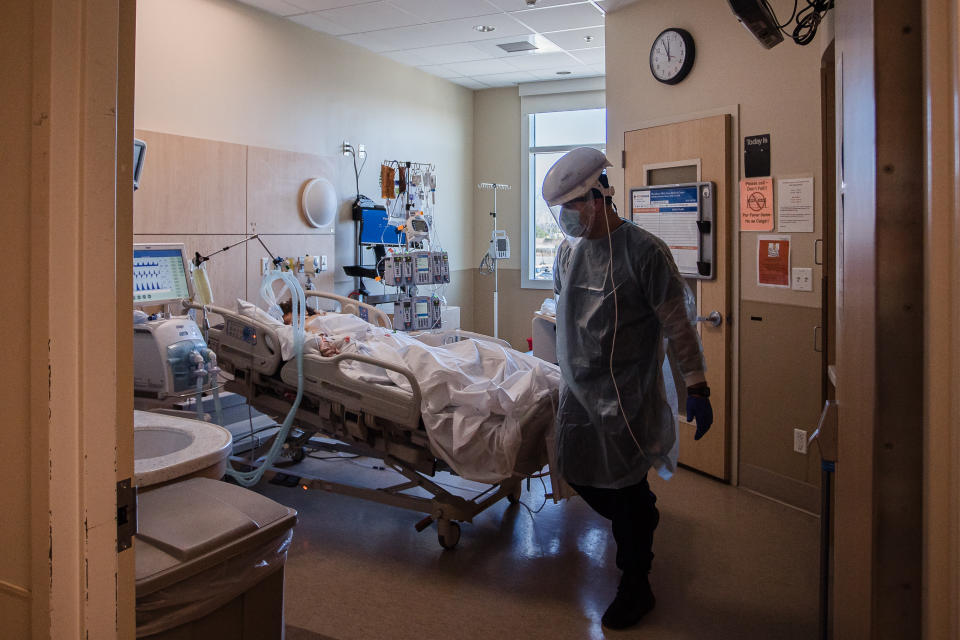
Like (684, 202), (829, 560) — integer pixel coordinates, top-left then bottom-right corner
(603, 212), (647, 459)
(225, 270), (307, 487)
(205, 349), (224, 426)
(190, 351), (206, 422)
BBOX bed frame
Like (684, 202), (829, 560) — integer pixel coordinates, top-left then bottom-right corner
(186, 292), (555, 548)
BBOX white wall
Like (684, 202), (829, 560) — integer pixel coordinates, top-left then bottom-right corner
(135, 0), (475, 311)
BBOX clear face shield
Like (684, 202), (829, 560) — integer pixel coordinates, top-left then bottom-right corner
(549, 192), (605, 244)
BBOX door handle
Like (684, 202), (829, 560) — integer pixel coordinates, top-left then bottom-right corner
(696, 311), (722, 327)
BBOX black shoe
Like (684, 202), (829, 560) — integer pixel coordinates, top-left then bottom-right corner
(601, 577), (656, 630)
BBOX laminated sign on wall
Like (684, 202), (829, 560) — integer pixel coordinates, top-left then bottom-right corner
(740, 177), (774, 231)
(631, 182), (716, 279)
(757, 234), (791, 287)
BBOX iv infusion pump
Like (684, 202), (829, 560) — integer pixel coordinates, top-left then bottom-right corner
(489, 230), (510, 260)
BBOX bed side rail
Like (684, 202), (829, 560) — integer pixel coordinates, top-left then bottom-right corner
(412, 328), (513, 350)
(282, 351), (423, 429)
(184, 301), (283, 377)
(305, 291), (392, 329)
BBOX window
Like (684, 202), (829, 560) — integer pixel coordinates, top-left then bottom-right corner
(523, 107), (606, 287)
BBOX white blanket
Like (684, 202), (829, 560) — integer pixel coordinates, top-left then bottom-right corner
(265, 311), (561, 484)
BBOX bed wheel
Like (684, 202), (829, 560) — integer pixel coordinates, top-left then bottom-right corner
(291, 446), (306, 463)
(437, 520), (460, 549)
(507, 485), (522, 505)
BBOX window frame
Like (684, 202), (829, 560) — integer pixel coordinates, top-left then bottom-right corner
(520, 94), (606, 290)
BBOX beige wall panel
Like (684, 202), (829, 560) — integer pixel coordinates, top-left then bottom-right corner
(132, 130), (246, 235)
(247, 145), (337, 235)
(473, 269), (552, 350)
(135, 235), (248, 307)
(738, 301), (822, 510)
(245, 235), (336, 304)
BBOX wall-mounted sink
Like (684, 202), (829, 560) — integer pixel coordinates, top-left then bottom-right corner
(134, 410), (232, 490)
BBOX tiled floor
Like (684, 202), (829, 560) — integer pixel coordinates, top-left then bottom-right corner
(258, 457), (819, 640)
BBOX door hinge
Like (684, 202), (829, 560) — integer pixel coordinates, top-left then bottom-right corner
(117, 478), (137, 552)
(621, 150), (626, 168)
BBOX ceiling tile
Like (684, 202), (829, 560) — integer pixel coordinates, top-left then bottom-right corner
(387, 0), (502, 22)
(444, 58), (521, 76)
(471, 70), (541, 86)
(289, 12), (353, 35)
(529, 64), (600, 80)
(541, 25), (603, 50)
(380, 49), (433, 66)
(509, 3), (603, 33)
(486, 0), (585, 11)
(286, 0), (377, 10)
(449, 77), (490, 89)
(566, 46), (604, 65)
(389, 42), (495, 64)
(502, 50), (581, 71)
(344, 13), (532, 50)
(311, 1), (422, 33)
(236, 0), (306, 16)
(469, 33), (562, 58)
(416, 64), (465, 78)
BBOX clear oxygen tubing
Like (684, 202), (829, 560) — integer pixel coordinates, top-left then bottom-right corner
(190, 350), (206, 422)
(205, 349), (223, 426)
(225, 269), (307, 487)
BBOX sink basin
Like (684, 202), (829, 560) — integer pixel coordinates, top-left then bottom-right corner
(134, 410), (232, 490)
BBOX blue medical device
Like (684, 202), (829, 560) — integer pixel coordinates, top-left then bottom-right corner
(359, 207), (406, 246)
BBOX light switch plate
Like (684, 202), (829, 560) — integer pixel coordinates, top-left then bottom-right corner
(792, 267), (813, 291)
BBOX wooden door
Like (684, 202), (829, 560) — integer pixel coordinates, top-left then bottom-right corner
(623, 115), (732, 480)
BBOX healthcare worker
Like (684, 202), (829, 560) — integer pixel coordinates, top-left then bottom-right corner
(542, 147), (713, 630)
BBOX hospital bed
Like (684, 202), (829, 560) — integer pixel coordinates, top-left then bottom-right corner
(186, 292), (557, 548)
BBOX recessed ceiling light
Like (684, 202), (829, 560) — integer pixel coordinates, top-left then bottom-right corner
(584, 35), (594, 43)
(473, 25), (495, 33)
(556, 70), (572, 75)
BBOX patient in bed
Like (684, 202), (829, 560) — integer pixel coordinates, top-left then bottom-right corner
(277, 299), (345, 357)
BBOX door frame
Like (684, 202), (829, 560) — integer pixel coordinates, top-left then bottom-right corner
(619, 105), (742, 484)
(27, 1), (135, 637)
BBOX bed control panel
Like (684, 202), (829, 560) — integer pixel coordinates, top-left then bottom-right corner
(226, 319), (258, 345)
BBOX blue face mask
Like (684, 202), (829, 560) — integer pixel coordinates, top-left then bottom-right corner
(559, 205), (587, 237)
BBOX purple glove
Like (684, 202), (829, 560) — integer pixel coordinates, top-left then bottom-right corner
(686, 394), (714, 440)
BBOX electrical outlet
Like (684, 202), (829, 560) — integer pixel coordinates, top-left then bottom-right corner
(320, 255), (328, 271)
(793, 428), (808, 454)
(260, 258), (270, 275)
(792, 267), (813, 291)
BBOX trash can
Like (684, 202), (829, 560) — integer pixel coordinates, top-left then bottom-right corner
(135, 477), (298, 639)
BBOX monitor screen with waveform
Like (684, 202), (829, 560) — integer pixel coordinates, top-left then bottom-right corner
(133, 244), (191, 306)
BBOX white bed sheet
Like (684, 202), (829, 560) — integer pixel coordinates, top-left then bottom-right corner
(263, 309), (561, 484)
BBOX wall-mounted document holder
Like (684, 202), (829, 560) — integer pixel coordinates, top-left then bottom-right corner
(629, 181), (716, 280)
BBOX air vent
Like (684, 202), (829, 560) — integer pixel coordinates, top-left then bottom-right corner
(497, 41), (538, 53)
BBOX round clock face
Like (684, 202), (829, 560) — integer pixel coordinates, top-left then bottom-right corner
(649, 28), (695, 85)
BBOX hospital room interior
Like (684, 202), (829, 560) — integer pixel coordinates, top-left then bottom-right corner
(6, 0), (960, 638)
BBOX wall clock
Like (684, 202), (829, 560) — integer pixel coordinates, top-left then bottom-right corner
(649, 28), (696, 85)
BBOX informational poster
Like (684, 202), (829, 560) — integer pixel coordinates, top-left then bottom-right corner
(632, 185), (700, 275)
(757, 234), (791, 287)
(740, 177), (774, 231)
(777, 177), (815, 232)
(744, 134), (771, 178)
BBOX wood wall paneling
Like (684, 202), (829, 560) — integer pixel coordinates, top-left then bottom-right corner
(246, 145), (337, 235)
(245, 235), (336, 304)
(133, 130), (247, 235)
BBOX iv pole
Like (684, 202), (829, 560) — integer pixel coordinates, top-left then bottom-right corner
(477, 183), (511, 339)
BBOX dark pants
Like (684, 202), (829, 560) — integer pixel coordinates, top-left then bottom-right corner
(569, 476), (660, 579)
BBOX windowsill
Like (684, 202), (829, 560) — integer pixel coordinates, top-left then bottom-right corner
(521, 278), (554, 290)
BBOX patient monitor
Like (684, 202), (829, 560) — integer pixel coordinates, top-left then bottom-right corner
(133, 243), (211, 399)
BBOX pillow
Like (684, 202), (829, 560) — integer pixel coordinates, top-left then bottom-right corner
(236, 299), (283, 325)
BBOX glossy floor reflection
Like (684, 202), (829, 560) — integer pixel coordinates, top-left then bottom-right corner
(255, 456), (818, 640)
